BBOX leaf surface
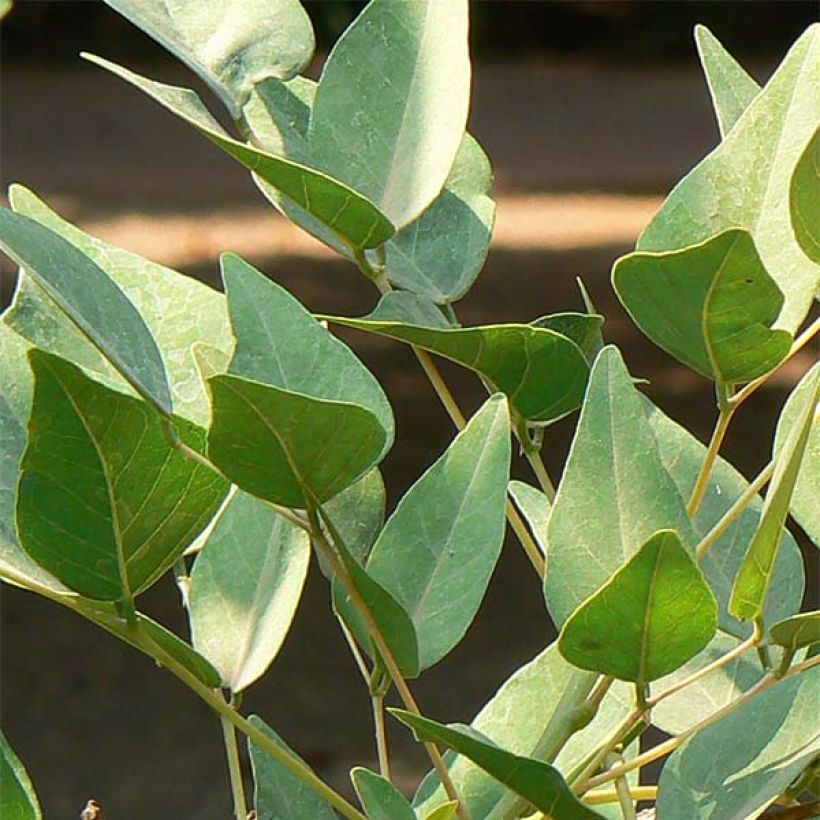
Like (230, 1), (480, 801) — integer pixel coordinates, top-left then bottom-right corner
(791, 125), (820, 263)
(770, 612), (820, 653)
(351, 768), (415, 820)
(508, 480), (550, 559)
(0, 731), (41, 820)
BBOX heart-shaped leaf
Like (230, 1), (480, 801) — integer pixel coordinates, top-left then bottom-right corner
(791, 126), (820, 263)
(351, 768), (415, 820)
(0, 731), (41, 820)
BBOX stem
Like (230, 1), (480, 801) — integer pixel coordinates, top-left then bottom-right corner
(688, 396), (735, 517)
(605, 752), (637, 820)
(583, 786), (657, 805)
(413, 347), (467, 428)
(524, 448), (556, 502)
(219, 693), (249, 820)
(337, 616), (373, 686)
(372, 694), (392, 780)
(505, 499), (547, 578)
(173, 557), (191, 609)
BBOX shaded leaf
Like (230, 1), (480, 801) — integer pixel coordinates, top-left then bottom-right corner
(508, 480), (550, 560)
(770, 612), (820, 653)
(791, 126), (820, 263)
(613, 228), (792, 383)
(189, 491), (310, 692)
(310, 0), (471, 228)
(0, 731), (41, 820)
(350, 767), (414, 820)
(532, 312), (606, 364)
(365, 291), (451, 329)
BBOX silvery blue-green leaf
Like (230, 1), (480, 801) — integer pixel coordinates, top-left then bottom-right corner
(545, 346), (695, 626)
(695, 25), (761, 138)
(645, 398), (805, 638)
(85, 55), (394, 250)
(365, 395), (510, 670)
(791, 126), (820, 263)
(0, 206), (172, 414)
(770, 612), (820, 654)
(247, 715), (337, 820)
(364, 292), (451, 329)
(6, 185), (232, 427)
(508, 480), (550, 559)
(351, 768), (415, 820)
(310, 0), (471, 228)
(731, 367), (820, 621)
(638, 25), (820, 334)
(613, 229), (792, 384)
(774, 361), (820, 546)
(657, 665), (820, 819)
(385, 133), (495, 303)
(17, 351), (228, 601)
(189, 491), (310, 692)
(0, 731), (41, 820)
(102, 0), (315, 117)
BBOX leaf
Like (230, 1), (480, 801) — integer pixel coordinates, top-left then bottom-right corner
(791, 126), (820, 264)
(508, 480), (550, 559)
(102, 0), (314, 117)
(365, 292), (451, 329)
(17, 351), (228, 601)
(695, 25), (761, 138)
(657, 665), (820, 820)
(423, 803), (459, 820)
(350, 767), (415, 820)
(325, 301), (591, 423)
(545, 346), (695, 627)
(0, 731), (41, 820)
(0, 205), (172, 414)
(730, 366), (820, 620)
(6, 185), (232, 427)
(532, 313), (606, 364)
(84, 55), (394, 250)
(638, 25), (820, 334)
(559, 530), (717, 684)
(770, 612), (820, 653)
(385, 133), (496, 303)
(309, 0), (471, 228)
(188, 490), (310, 692)
(247, 715), (337, 820)
(645, 399), (805, 639)
(364, 395), (510, 670)
(774, 361), (820, 547)
(392, 710), (606, 820)
(413, 644), (633, 818)
(613, 229), (792, 383)
(0, 1), (12, 20)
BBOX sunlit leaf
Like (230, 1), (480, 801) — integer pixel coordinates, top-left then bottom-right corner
(790, 126), (820, 263)
(351, 767), (415, 820)
(770, 611), (820, 654)
(508, 480), (550, 560)
(0, 731), (41, 820)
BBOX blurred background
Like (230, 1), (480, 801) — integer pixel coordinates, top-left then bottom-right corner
(2, 2), (818, 817)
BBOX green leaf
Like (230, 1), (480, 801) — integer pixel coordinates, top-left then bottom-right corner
(0, 731), (41, 820)
(423, 803), (459, 820)
(0, 1), (12, 20)
(6, 185), (232, 427)
(188, 490), (310, 692)
(364, 395), (510, 670)
(774, 361), (820, 546)
(309, 0), (471, 228)
(791, 126), (820, 264)
(0, 206), (172, 414)
(392, 710), (606, 820)
(385, 133), (496, 303)
(84, 55), (394, 250)
(325, 302), (590, 423)
(770, 612), (820, 653)
(350, 767), (415, 820)
(102, 0), (314, 117)
(559, 530), (717, 684)
(508, 480), (550, 560)
(695, 25), (761, 138)
(730, 366), (820, 621)
(413, 644), (633, 818)
(613, 229), (792, 383)
(532, 312), (606, 365)
(638, 25), (820, 333)
(247, 715), (337, 820)
(646, 399), (804, 639)
(657, 665), (820, 819)
(365, 292), (451, 329)
(545, 346), (695, 626)
(17, 351), (228, 601)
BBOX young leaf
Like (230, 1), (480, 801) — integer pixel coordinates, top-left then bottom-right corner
(350, 767), (415, 820)
(730, 367), (820, 621)
(6, 185), (232, 427)
(638, 25), (820, 334)
(364, 395), (510, 670)
(0, 731), (41, 820)
(613, 229), (792, 384)
(84, 55), (394, 250)
(0, 206), (172, 414)
(508, 480), (550, 559)
(657, 665), (820, 820)
(101, 0), (315, 116)
(309, 0), (471, 228)
(770, 612), (820, 654)
(559, 530), (718, 685)
(17, 351), (228, 601)
(392, 710), (606, 820)
(325, 303), (590, 423)
(188, 491), (310, 692)
(247, 715), (337, 820)
(545, 346), (695, 626)
(695, 25), (761, 138)
(791, 126), (820, 264)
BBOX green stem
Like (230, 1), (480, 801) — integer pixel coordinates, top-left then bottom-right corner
(505, 498), (547, 578)
(688, 392), (735, 517)
(372, 694), (392, 781)
(219, 692), (250, 820)
(605, 752), (636, 820)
